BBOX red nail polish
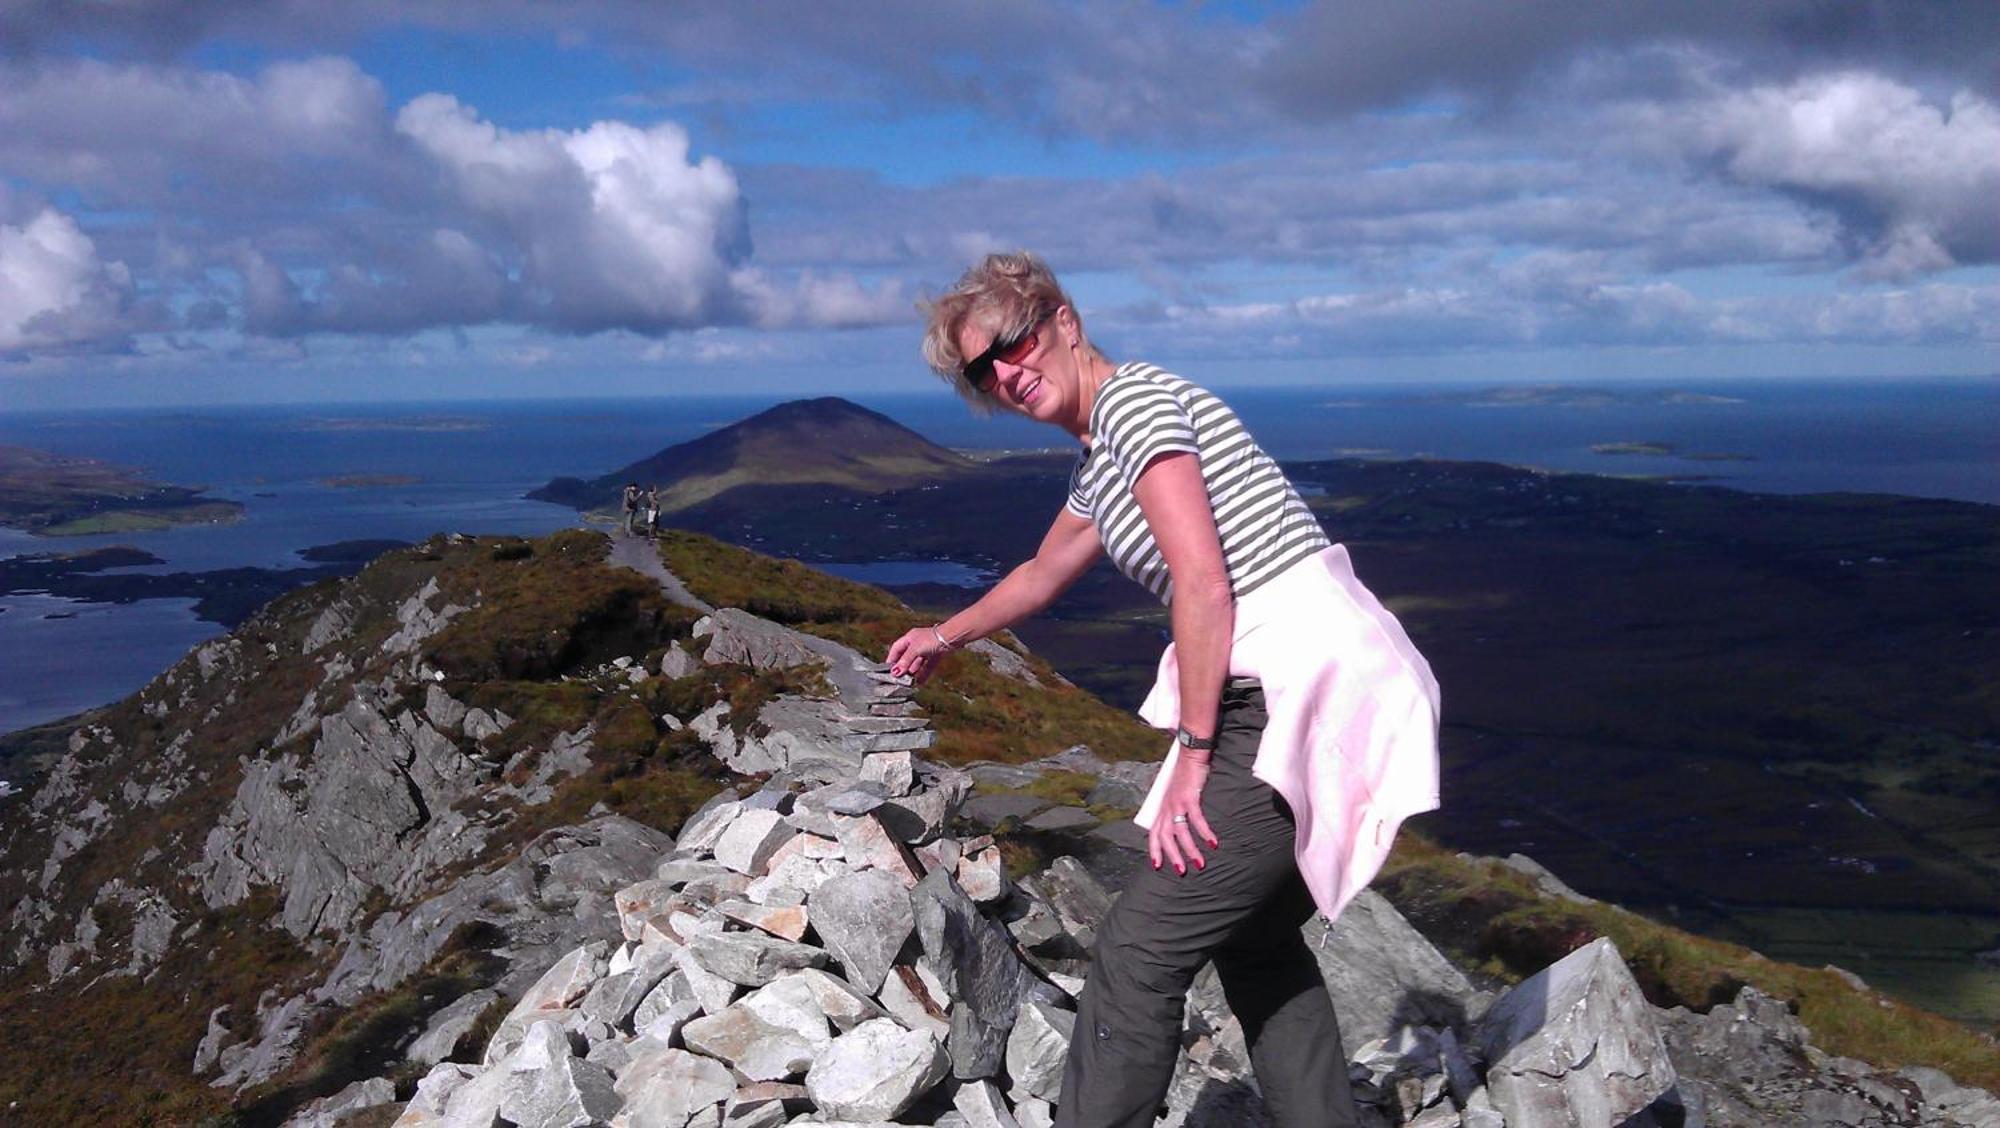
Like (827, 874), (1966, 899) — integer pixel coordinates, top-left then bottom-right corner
(1174, 864), (1184, 875)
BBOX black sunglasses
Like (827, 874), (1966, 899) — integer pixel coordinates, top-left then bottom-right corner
(964, 312), (1051, 393)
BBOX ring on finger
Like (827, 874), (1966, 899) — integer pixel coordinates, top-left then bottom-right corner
(1171, 814), (1189, 824)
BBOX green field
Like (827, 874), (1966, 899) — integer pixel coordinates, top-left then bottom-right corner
(1724, 907), (2000, 1027)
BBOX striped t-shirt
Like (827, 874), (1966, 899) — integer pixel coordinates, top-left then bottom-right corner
(1066, 362), (1330, 603)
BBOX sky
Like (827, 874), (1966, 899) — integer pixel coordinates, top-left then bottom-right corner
(0, 1), (1996, 408)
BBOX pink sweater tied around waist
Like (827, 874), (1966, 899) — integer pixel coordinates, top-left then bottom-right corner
(1133, 544), (1442, 922)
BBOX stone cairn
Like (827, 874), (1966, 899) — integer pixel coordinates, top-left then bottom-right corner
(281, 607), (2000, 1128)
(285, 740), (1677, 1128)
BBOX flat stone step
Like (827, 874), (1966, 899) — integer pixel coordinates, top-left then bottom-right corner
(1023, 806), (1100, 833)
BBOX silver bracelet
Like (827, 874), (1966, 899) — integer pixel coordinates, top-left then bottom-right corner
(930, 623), (958, 651)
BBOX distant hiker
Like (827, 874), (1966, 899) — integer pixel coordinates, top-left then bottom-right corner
(621, 481), (640, 534)
(889, 252), (1440, 1128)
(644, 485), (661, 538)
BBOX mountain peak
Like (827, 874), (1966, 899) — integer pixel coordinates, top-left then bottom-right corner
(531, 397), (975, 512)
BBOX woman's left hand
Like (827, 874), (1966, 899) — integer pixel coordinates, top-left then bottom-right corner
(1149, 755), (1219, 876)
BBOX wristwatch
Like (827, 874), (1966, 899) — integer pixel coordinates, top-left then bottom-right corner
(1175, 725), (1217, 752)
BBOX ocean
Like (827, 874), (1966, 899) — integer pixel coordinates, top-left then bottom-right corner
(1, 377), (1993, 738)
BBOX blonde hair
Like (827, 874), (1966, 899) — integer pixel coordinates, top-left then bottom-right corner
(919, 252), (1093, 409)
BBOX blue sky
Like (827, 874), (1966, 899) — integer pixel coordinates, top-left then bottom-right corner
(0, 1), (1995, 408)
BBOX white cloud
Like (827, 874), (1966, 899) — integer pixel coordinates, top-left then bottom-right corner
(1645, 73), (2000, 277)
(0, 56), (918, 346)
(1143, 272), (1999, 355)
(12, 1), (1988, 145)
(640, 327), (781, 364)
(394, 94), (750, 332)
(0, 57), (391, 206)
(0, 23), (1991, 375)
(729, 269), (910, 330)
(0, 208), (135, 353)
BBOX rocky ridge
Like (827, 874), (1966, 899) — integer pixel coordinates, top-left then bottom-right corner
(1, 528), (1994, 1126)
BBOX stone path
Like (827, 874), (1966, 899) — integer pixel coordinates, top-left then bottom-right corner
(606, 530), (713, 614)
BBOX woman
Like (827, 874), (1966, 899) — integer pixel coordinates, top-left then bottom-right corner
(886, 252), (1439, 1128)
(621, 481), (641, 535)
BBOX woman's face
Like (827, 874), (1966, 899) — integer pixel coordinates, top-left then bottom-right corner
(957, 307), (1079, 431)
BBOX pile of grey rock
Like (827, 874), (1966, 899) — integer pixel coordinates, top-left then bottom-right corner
(281, 741), (1724, 1128)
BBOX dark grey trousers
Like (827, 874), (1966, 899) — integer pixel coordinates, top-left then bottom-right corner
(1054, 684), (1359, 1128)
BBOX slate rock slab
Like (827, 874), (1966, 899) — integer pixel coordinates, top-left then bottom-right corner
(500, 1054), (621, 1128)
(914, 868), (1062, 1079)
(504, 942), (609, 1026)
(806, 1017), (950, 1121)
(406, 988), (498, 1067)
(713, 808), (797, 876)
(787, 967), (887, 1032)
(955, 846), (1011, 904)
(811, 868), (916, 995)
(1475, 937), (1676, 1128)
(1005, 997), (1076, 1103)
(685, 930), (827, 986)
(393, 1062), (479, 1125)
(1023, 856), (1112, 947)
(612, 1046), (735, 1126)
(831, 813), (925, 886)
(954, 1078), (1023, 1128)
(677, 795), (746, 855)
(1308, 889), (1486, 1057)
(682, 1005), (820, 1081)
(672, 946), (742, 1014)
(716, 897), (810, 942)
(1023, 806), (1100, 833)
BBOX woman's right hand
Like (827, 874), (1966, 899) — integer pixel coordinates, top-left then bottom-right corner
(1149, 753), (1218, 875)
(886, 626), (951, 684)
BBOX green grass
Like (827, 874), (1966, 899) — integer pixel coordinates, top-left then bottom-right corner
(1013, 769), (1097, 807)
(656, 530), (1163, 765)
(0, 889), (316, 1126)
(424, 529), (702, 682)
(233, 923), (508, 1126)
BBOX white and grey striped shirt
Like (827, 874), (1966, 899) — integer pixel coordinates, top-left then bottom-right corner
(1066, 362), (1330, 603)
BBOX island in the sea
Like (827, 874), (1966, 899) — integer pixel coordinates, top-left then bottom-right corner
(0, 444), (243, 536)
(0, 539), (410, 626)
(320, 473), (422, 488)
(1429, 384), (1747, 408)
(295, 415), (489, 433)
(1592, 440), (1754, 461)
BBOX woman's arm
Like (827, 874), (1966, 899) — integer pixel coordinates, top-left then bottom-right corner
(886, 507), (1101, 681)
(1128, 449), (1234, 875)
